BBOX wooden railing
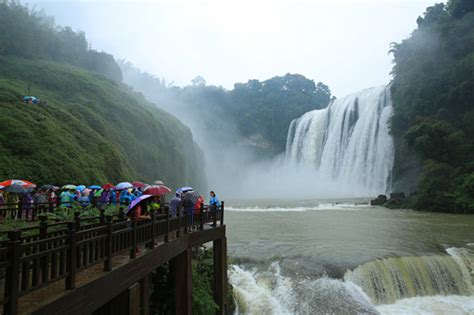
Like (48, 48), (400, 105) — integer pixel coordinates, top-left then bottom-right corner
(0, 202), (225, 315)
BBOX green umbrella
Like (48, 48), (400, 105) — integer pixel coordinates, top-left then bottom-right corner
(61, 184), (77, 190)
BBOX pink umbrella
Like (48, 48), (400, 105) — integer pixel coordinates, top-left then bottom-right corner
(143, 185), (171, 196)
(132, 181), (145, 188)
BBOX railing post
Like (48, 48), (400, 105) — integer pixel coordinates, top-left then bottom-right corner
(221, 201), (225, 225)
(165, 206), (170, 243)
(213, 204), (217, 227)
(74, 211), (81, 231)
(104, 215), (113, 272)
(39, 215), (48, 239)
(200, 203), (204, 230)
(3, 230), (22, 315)
(39, 215), (49, 282)
(99, 207), (106, 225)
(66, 221), (77, 289)
(130, 218), (137, 259)
(17, 200), (22, 220)
(177, 205), (182, 238)
(184, 207), (189, 234)
(149, 210), (156, 249)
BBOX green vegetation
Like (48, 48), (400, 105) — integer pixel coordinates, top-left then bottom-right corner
(390, 0), (474, 213)
(0, 0), (121, 81)
(150, 247), (234, 315)
(0, 57), (206, 190)
(121, 62), (332, 156)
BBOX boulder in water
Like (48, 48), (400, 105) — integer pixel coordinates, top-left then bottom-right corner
(370, 194), (387, 206)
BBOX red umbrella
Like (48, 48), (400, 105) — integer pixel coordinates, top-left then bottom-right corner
(132, 181), (145, 188)
(102, 183), (115, 190)
(0, 179), (36, 189)
(144, 185), (171, 196)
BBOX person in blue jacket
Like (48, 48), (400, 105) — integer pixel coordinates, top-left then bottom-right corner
(209, 191), (221, 211)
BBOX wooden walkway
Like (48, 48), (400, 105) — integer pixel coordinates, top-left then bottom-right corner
(0, 204), (227, 314)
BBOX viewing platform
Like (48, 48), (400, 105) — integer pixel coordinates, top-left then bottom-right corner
(0, 203), (228, 315)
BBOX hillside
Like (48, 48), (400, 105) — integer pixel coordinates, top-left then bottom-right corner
(390, 0), (474, 213)
(0, 56), (206, 190)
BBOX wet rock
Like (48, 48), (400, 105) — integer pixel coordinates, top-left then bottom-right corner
(370, 194), (387, 206)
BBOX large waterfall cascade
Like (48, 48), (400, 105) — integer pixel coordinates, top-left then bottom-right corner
(285, 85), (395, 196)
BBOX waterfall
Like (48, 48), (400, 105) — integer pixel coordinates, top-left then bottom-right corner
(344, 254), (474, 305)
(285, 85), (394, 196)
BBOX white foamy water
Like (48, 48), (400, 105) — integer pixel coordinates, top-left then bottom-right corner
(230, 249), (474, 315)
(285, 85), (394, 196)
(226, 203), (370, 212)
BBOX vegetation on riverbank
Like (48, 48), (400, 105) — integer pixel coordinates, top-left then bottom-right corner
(390, 0), (474, 213)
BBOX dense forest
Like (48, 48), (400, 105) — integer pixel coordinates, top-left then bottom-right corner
(120, 62), (332, 156)
(0, 1), (206, 191)
(390, 0), (474, 213)
(0, 1), (122, 81)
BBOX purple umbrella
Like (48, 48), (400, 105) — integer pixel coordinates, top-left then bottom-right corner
(123, 194), (154, 215)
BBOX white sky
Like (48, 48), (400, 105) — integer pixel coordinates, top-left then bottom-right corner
(29, 0), (436, 97)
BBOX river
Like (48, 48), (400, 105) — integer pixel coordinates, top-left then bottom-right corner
(225, 199), (474, 314)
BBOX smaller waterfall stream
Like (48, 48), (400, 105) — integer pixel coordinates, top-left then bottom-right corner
(230, 247), (474, 314)
(285, 85), (394, 196)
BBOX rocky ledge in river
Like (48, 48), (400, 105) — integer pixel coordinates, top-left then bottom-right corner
(371, 192), (406, 207)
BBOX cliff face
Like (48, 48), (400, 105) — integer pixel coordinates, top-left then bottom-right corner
(0, 56), (207, 191)
(390, 137), (422, 194)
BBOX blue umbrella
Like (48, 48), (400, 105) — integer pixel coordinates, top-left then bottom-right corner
(176, 186), (193, 194)
(76, 185), (86, 192)
(115, 182), (133, 191)
(124, 194), (154, 215)
(88, 185), (101, 189)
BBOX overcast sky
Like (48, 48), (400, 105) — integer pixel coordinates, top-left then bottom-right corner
(29, 0), (436, 97)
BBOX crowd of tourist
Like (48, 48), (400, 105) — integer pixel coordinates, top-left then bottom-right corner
(0, 180), (221, 222)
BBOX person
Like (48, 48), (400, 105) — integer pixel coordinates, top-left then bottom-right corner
(99, 189), (110, 206)
(34, 189), (48, 205)
(133, 201), (151, 221)
(21, 192), (33, 214)
(209, 191), (221, 212)
(119, 189), (132, 205)
(182, 191), (195, 225)
(109, 189), (117, 206)
(5, 192), (19, 218)
(0, 191), (4, 210)
(60, 189), (74, 208)
(169, 193), (181, 218)
(78, 191), (90, 207)
(149, 196), (161, 213)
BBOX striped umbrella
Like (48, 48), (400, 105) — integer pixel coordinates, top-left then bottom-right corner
(0, 179), (36, 189)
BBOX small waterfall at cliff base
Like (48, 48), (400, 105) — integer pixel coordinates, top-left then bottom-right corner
(285, 85), (394, 196)
(229, 247), (474, 314)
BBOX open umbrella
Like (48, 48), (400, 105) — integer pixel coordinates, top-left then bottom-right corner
(182, 190), (200, 205)
(176, 186), (193, 194)
(153, 180), (164, 185)
(144, 185), (171, 196)
(76, 185), (86, 192)
(123, 194), (154, 215)
(3, 184), (29, 194)
(0, 179), (36, 189)
(88, 185), (102, 190)
(61, 184), (77, 190)
(132, 181), (145, 188)
(102, 183), (115, 190)
(115, 182), (133, 191)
